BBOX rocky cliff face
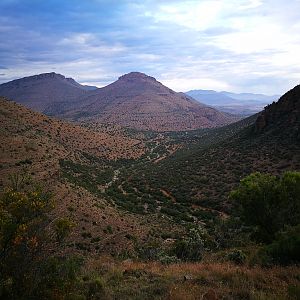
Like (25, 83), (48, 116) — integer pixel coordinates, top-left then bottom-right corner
(255, 85), (300, 137)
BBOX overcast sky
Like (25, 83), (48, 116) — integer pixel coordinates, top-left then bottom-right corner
(0, 0), (299, 94)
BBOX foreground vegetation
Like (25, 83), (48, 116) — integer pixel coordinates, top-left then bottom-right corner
(1, 170), (299, 299)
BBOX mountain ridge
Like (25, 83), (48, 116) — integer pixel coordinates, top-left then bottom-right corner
(186, 89), (279, 116)
(58, 71), (239, 131)
(0, 72), (90, 112)
(0, 72), (238, 131)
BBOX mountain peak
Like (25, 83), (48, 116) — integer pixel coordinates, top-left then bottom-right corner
(118, 72), (157, 82)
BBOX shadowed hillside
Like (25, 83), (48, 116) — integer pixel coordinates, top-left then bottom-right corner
(0, 73), (92, 112)
(106, 85), (300, 222)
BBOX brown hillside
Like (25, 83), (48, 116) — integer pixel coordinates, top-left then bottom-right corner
(108, 85), (300, 221)
(0, 97), (182, 256)
(0, 97), (144, 163)
(58, 72), (239, 131)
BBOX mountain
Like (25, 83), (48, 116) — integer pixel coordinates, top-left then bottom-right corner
(186, 89), (279, 116)
(58, 72), (238, 131)
(186, 89), (237, 106)
(0, 72), (90, 112)
(0, 72), (239, 131)
(222, 91), (279, 102)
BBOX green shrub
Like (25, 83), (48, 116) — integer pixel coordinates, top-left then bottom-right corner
(227, 249), (246, 265)
(287, 285), (300, 300)
(264, 225), (300, 265)
(172, 227), (205, 261)
(55, 218), (75, 242)
(230, 171), (300, 243)
(87, 277), (106, 299)
(158, 254), (181, 265)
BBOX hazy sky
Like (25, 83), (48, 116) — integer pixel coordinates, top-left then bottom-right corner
(0, 0), (299, 94)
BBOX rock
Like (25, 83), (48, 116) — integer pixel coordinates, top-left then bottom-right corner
(183, 274), (193, 281)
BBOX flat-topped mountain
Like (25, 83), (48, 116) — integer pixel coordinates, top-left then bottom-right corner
(0, 72), (93, 112)
(61, 72), (238, 131)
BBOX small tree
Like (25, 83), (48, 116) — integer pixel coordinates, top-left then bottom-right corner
(55, 218), (75, 243)
(0, 174), (77, 299)
(0, 186), (53, 298)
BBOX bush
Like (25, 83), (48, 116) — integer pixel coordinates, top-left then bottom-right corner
(227, 249), (246, 265)
(0, 176), (77, 299)
(264, 225), (300, 265)
(172, 227), (205, 261)
(87, 277), (105, 298)
(34, 256), (83, 298)
(230, 171), (300, 243)
(55, 218), (75, 243)
(288, 285), (300, 300)
(158, 254), (181, 265)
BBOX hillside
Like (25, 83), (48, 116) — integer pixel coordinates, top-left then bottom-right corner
(255, 84), (300, 136)
(61, 72), (239, 131)
(0, 97), (175, 256)
(1, 90), (299, 299)
(0, 72), (239, 131)
(105, 85), (299, 223)
(0, 72), (89, 112)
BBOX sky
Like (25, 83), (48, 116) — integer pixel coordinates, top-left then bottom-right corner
(0, 0), (299, 94)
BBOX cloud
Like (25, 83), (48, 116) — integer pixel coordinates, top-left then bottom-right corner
(145, 1), (223, 31)
(0, 0), (299, 94)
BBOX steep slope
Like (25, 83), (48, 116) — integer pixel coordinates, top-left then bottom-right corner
(107, 85), (300, 223)
(0, 97), (144, 164)
(255, 84), (300, 136)
(60, 72), (237, 131)
(0, 97), (177, 256)
(0, 72), (89, 112)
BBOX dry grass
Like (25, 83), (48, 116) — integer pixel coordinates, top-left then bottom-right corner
(79, 258), (300, 299)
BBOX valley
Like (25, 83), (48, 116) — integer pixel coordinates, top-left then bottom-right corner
(0, 77), (299, 300)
